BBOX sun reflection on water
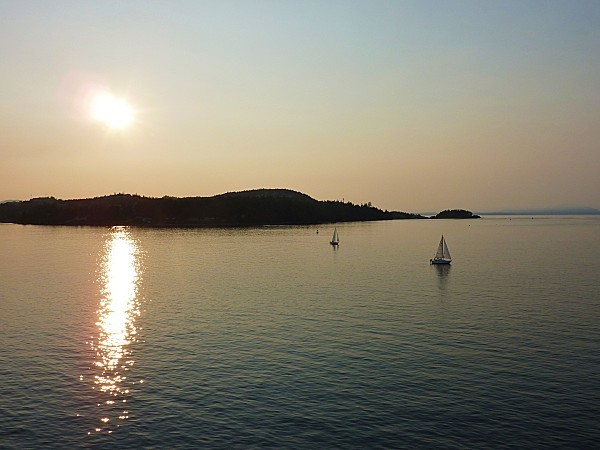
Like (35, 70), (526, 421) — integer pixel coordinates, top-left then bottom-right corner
(85, 226), (143, 435)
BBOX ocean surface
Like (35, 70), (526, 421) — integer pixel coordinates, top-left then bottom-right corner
(0, 216), (598, 449)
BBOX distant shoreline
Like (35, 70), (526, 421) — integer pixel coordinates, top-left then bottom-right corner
(479, 209), (600, 216)
(0, 189), (481, 227)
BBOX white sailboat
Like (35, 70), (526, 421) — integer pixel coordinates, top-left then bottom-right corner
(430, 235), (451, 264)
(330, 227), (339, 246)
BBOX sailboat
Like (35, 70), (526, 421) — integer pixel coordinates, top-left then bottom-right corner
(330, 227), (339, 246)
(430, 235), (451, 264)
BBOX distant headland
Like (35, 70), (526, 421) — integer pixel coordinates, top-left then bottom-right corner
(479, 206), (600, 215)
(0, 189), (479, 227)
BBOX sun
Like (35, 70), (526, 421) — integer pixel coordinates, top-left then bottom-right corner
(91, 92), (134, 129)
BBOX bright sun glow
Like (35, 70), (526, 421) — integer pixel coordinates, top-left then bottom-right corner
(91, 92), (134, 129)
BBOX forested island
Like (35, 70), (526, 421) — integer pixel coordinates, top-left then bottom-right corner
(432, 209), (481, 219)
(0, 189), (478, 226)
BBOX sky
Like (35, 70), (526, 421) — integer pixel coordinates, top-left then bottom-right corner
(1, 0), (599, 212)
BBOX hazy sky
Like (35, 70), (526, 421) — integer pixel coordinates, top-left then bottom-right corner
(1, 1), (599, 212)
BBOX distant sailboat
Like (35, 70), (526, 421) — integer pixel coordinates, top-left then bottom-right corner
(330, 227), (339, 246)
(430, 235), (451, 264)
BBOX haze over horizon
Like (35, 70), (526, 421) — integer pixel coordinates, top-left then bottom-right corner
(1, 1), (599, 212)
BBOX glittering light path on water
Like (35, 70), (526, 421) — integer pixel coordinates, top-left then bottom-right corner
(85, 227), (143, 435)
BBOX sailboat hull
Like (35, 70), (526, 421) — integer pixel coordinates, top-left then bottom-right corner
(431, 258), (451, 265)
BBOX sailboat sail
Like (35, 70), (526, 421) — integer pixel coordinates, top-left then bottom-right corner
(432, 235), (451, 263)
(442, 238), (451, 260)
(330, 228), (339, 245)
(435, 238), (445, 259)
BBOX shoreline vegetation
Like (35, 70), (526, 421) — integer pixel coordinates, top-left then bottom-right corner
(0, 189), (480, 227)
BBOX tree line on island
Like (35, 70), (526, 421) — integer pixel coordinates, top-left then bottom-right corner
(0, 189), (479, 226)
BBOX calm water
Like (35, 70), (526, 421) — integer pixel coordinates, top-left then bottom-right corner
(0, 217), (598, 449)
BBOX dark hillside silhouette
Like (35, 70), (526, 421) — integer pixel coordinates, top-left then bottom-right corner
(0, 189), (426, 226)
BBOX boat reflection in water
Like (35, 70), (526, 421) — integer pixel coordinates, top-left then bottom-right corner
(87, 226), (143, 435)
(433, 263), (451, 294)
